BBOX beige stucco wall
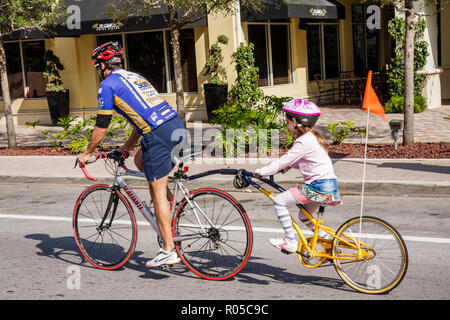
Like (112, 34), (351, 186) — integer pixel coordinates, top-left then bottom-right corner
(440, 5), (450, 100)
(3, 0), (443, 125)
(1, 27), (210, 124)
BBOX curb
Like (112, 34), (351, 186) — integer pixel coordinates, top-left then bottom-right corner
(1, 175), (449, 196)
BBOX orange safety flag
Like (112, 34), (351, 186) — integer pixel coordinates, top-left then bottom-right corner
(362, 71), (386, 121)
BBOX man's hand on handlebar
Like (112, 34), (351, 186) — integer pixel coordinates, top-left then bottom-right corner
(76, 151), (94, 168)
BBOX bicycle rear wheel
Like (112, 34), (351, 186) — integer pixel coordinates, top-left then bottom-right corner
(173, 188), (253, 280)
(332, 216), (408, 294)
(73, 185), (137, 270)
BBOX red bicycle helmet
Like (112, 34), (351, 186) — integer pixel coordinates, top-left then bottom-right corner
(92, 41), (124, 68)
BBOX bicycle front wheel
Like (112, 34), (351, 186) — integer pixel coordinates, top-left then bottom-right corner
(73, 185), (137, 270)
(332, 216), (408, 294)
(173, 188), (253, 280)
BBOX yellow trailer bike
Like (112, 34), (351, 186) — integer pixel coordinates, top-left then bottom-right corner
(191, 169), (408, 294)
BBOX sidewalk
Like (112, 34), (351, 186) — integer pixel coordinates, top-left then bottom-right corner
(1, 104), (450, 146)
(0, 156), (449, 196)
(0, 104), (449, 196)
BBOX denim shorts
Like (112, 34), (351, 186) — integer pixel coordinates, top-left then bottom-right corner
(140, 116), (185, 181)
(300, 178), (341, 204)
(308, 178), (339, 193)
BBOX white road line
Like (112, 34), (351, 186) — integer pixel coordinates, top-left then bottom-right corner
(1, 213), (450, 244)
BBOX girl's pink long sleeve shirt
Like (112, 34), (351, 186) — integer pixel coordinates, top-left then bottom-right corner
(255, 132), (337, 184)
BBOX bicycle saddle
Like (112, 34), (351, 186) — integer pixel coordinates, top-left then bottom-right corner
(172, 145), (202, 164)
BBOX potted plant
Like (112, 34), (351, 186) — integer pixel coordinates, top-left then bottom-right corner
(43, 50), (69, 125)
(202, 34), (229, 121)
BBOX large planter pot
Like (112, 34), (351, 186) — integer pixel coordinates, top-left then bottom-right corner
(46, 90), (70, 125)
(203, 83), (228, 122)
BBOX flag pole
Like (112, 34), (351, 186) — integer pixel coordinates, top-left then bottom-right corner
(359, 102), (371, 242)
(359, 70), (385, 242)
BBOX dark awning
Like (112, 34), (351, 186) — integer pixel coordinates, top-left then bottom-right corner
(4, 0), (207, 40)
(242, 0), (345, 22)
(56, 0), (207, 36)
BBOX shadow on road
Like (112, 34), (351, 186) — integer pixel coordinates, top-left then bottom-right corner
(232, 257), (352, 293)
(24, 233), (189, 279)
(25, 233), (351, 292)
(377, 162), (450, 174)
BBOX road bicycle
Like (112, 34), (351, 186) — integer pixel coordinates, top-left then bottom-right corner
(192, 168), (408, 294)
(72, 150), (253, 281)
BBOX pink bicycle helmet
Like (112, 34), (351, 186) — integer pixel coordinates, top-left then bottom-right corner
(282, 98), (321, 127)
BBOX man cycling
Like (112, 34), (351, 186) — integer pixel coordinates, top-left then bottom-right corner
(77, 41), (185, 267)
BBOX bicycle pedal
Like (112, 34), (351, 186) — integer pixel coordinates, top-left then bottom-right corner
(157, 264), (174, 270)
(281, 249), (294, 255)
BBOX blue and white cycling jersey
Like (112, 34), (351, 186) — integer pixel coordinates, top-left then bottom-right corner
(97, 68), (177, 135)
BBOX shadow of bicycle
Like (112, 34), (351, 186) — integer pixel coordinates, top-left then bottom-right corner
(25, 233), (351, 292)
(24, 233), (152, 273)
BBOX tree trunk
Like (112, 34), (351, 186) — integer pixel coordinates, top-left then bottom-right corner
(403, 0), (415, 146)
(168, 4), (186, 125)
(0, 36), (17, 148)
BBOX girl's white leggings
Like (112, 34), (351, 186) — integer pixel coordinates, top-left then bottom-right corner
(273, 190), (325, 241)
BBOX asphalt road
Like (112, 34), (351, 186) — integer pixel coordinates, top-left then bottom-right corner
(0, 183), (449, 302)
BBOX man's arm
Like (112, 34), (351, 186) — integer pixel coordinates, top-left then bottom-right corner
(77, 82), (113, 166)
(77, 126), (108, 166)
(118, 127), (140, 152)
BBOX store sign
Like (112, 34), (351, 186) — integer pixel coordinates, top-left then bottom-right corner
(309, 8), (327, 17)
(92, 22), (123, 32)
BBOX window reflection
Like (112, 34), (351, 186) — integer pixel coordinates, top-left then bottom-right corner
(271, 25), (289, 85)
(0, 42), (23, 99)
(307, 23), (340, 81)
(167, 29), (198, 93)
(0, 41), (46, 99)
(248, 22), (291, 87)
(352, 4), (380, 75)
(248, 25), (268, 86)
(96, 29), (198, 93)
(127, 32), (167, 93)
(23, 41), (46, 98)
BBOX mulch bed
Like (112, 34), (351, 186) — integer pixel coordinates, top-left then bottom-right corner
(1, 142), (449, 159)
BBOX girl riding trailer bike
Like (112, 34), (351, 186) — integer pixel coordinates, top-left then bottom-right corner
(254, 99), (343, 254)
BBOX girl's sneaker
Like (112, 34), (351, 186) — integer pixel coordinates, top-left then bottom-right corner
(269, 238), (299, 253)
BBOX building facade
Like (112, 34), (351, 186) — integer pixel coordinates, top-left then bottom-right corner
(1, 0), (448, 125)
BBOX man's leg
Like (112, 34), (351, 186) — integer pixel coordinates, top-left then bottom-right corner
(148, 175), (174, 252)
(135, 148), (173, 202)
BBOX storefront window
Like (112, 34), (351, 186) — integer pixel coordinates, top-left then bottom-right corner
(248, 25), (268, 86)
(270, 25), (290, 85)
(0, 40), (45, 99)
(167, 29), (198, 93)
(126, 31), (167, 93)
(96, 34), (123, 47)
(23, 41), (46, 98)
(352, 4), (380, 75)
(248, 22), (291, 87)
(96, 29), (197, 93)
(307, 23), (340, 81)
(0, 42), (23, 99)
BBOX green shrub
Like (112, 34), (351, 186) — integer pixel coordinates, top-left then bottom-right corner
(202, 34), (229, 85)
(385, 95), (427, 113)
(25, 115), (136, 152)
(211, 43), (292, 155)
(326, 121), (366, 145)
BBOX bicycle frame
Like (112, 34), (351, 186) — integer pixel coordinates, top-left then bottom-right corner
(244, 173), (373, 262)
(190, 169), (373, 263)
(84, 161), (216, 244)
